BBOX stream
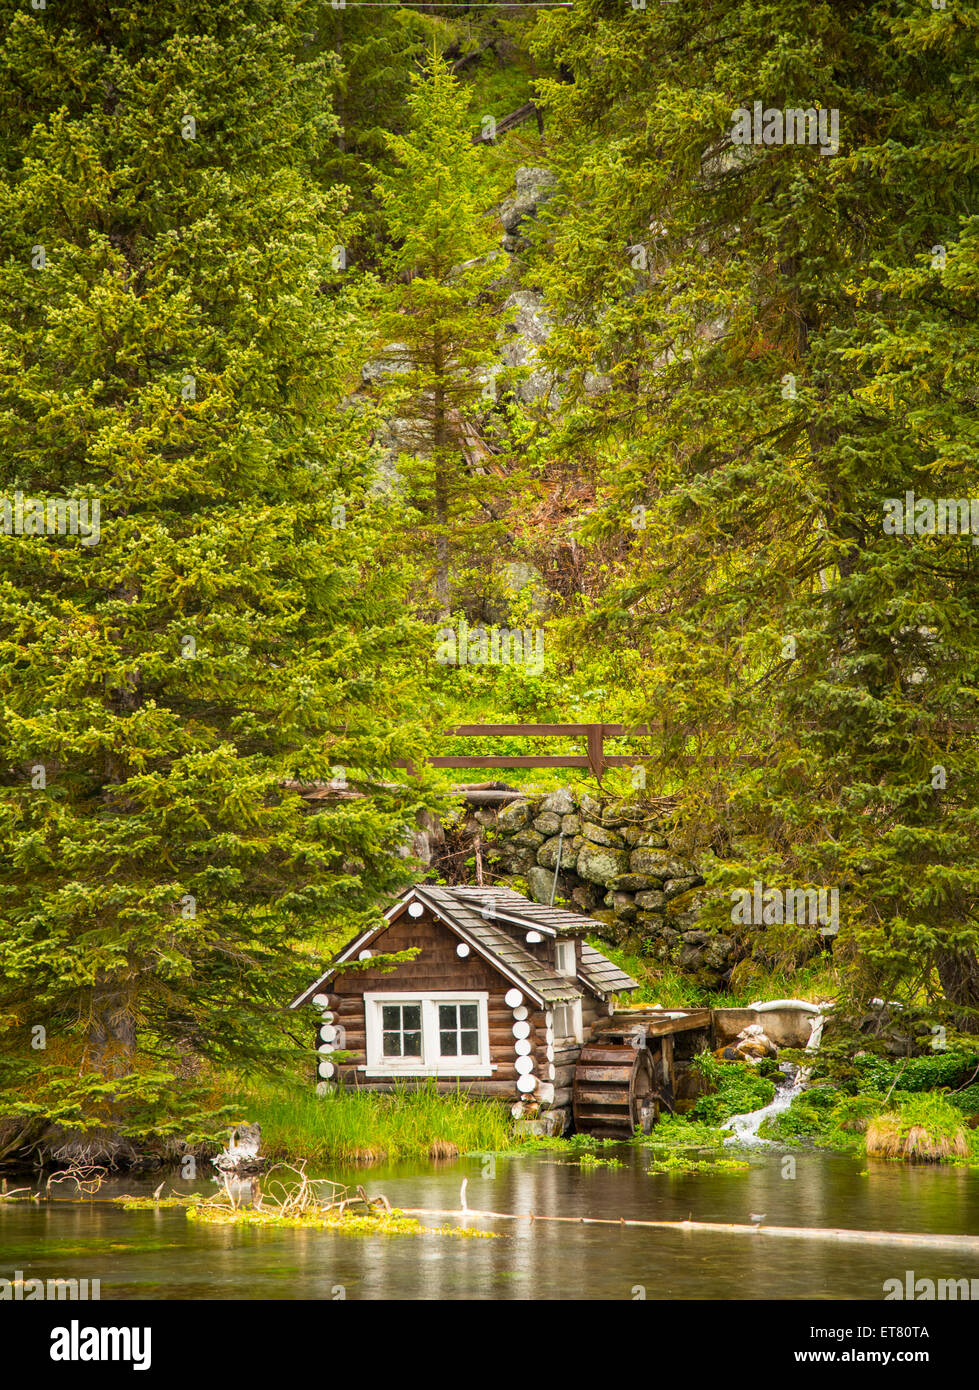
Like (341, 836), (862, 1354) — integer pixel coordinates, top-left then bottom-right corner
(3, 1146), (979, 1300)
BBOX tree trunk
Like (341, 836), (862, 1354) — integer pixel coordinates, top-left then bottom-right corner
(935, 949), (979, 1034)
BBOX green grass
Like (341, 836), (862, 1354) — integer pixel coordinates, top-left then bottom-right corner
(226, 1080), (516, 1165)
(588, 941), (838, 1009)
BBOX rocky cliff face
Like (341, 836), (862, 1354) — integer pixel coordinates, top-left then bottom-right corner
(453, 788), (737, 986)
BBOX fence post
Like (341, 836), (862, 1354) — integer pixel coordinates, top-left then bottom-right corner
(586, 724), (604, 780)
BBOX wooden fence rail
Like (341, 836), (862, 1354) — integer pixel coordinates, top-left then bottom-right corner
(399, 723), (654, 781)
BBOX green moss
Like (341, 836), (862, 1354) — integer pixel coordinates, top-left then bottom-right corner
(185, 1204), (496, 1237)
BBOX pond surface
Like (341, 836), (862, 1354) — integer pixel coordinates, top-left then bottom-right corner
(3, 1145), (979, 1300)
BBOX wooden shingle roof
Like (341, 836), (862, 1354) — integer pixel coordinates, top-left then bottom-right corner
(578, 941), (638, 996)
(446, 885), (604, 938)
(290, 883), (638, 1010)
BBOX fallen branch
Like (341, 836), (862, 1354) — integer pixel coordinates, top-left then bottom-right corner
(400, 1208), (979, 1252)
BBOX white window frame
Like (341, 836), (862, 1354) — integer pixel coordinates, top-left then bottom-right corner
(553, 998), (583, 1043)
(364, 991), (492, 1077)
(554, 940), (576, 977)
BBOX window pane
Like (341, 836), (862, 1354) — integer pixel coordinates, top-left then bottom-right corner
(460, 1030), (479, 1055)
(402, 1031), (422, 1056)
(382, 1005), (400, 1029)
(439, 1031), (458, 1056)
(382, 1031), (401, 1056)
(459, 1004), (478, 1029)
(402, 1004), (421, 1029)
(438, 1004), (456, 1029)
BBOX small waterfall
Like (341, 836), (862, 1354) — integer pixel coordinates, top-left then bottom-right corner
(722, 1063), (806, 1145)
(721, 1005), (826, 1145)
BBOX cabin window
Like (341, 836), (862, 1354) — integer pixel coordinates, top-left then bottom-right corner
(554, 940), (576, 977)
(553, 999), (583, 1043)
(364, 992), (491, 1076)
(381, 1003), (422, 1058)
(438, 1002), (480, 1058)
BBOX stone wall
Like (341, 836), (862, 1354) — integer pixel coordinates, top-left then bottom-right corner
(468, 788), (737, 986)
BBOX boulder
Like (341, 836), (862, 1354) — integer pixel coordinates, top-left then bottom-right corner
(576, 843), (630, 886)
(588, 908), (619, 935)
(604, 890), (638, 921)
(499, 167), (557, 252)
(608, 873), (662, 892)
(539, 788), (575, 816)
(664, 874), (705, 899)
(537, 836), (578, 871)
(511, 827), (546, 849)
(497, 847), (537, 874)
(635, 888), (667, 912)
(582, 820), (626, 848)
(679, 943), (706, 971)
(571, 883), (603, 912)
(527, 865), (556, 904)
(704, 934), (735, 970)
(533, 811), (562, 836)
(497, 800), (531, 832)
(361, 344), (412, 384)
(633, 830), (670, 849)
(561, 813), (581, 835)
(628, 849), (686, 879)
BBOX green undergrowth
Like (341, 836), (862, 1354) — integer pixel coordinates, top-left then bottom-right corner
(760, 1082), (979, 1165)
(687, 1052), (776, 1124)
(635, 1115), (731, 1147)
(591, 944), (838, 1009)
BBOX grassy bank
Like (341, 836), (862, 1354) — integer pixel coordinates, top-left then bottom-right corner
(225, 1080), (516, 1164)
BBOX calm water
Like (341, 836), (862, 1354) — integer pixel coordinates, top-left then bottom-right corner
(3, 1147), (979, 1300)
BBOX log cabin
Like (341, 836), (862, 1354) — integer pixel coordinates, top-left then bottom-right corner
(290, 884), (649, 1131)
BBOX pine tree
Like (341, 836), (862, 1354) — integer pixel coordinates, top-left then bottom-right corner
(0, 0), (431, 1153)
(529, 1), (979, 1031)
(372, 52), (512, 620)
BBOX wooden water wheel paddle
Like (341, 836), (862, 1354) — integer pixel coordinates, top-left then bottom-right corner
(572, 1042), (657, 1137)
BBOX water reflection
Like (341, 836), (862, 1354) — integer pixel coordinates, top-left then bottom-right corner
(1, 1147), (978, 1300)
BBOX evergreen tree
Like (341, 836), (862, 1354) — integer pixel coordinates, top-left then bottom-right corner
(372, 52), (512, 620)
(0, 0), (431, 1152)
(530, 1), (979, 1030)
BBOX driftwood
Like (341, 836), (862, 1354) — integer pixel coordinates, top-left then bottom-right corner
(472, 101), (544, 145)
(401, 1207), (979, 1252)
(212, 1123), (263, 1175)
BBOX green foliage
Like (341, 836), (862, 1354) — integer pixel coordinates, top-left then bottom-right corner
(643, 1151), (748, 1175)
(850, 1050), (979, 1096)
(758, 1086), (869, 1149)
(641, 1114), (731, 1148)
(688, 1052), (776, 1124)
(371, 52), (514, 619)
(0, 0), (436, 1142)
(526, 0), (979, 1031)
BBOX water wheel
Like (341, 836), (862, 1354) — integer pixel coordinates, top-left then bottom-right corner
(572, 1042), (657, 1137)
